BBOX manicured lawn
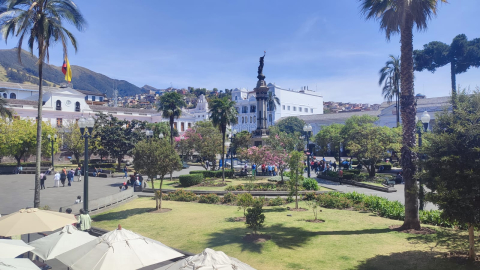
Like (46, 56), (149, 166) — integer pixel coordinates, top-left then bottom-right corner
(360, 181), (384, 187)
(151, 178), (331, 191)
(92, 198), (478, 270)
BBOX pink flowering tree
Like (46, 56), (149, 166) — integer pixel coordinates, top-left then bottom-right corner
(238, 146), (290, 180)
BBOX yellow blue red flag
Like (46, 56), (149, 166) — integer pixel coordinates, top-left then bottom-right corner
(62, 57), (72, 82)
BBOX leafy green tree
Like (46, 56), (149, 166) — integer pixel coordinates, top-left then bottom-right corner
(245, 198), (265, 235)
(379, 55), (401, 127)
(62, 120), (84, 165)
(267, 126), (303, 152)
(157, 92), (186, 145)
(275, 116), (305, 134)
(422, 91), (480, 260)
(360, 0), (447, 231)
(132, 138), (181, 210)
(341, 115), (379, 156)
(0, 90), (12, 118)
(314, 123), (344, 159)
(209, 96), (238, 182)
(186, 121), (222, 170)
(346, 125), (401, 177)
(237, 193), (254, 216)
(414, 34), (480, 97)
(288, 151), (304, 209)
(1, 0), (86, 208)
(94, 114), (147, 170)
(231, 130), (251, 155)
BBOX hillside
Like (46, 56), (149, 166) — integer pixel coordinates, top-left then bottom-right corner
(0, 49), (145, 97)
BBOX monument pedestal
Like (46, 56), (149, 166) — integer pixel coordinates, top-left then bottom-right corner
(251, 129), (269, 146)
(250, 52), (270, 147)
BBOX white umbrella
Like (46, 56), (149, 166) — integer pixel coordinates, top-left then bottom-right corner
(0, 258), (40, 270)
(0, 240), (34, 258)
(57, 225), (184, 270)
(29, 225), (96, 260)
(158, 248), (256, 270)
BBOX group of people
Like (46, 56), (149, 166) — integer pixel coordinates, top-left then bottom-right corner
(65, 207), (92, 232)
(242, 163), (279, 176)
(120, 172), (146, 191)
(306, 159), (341, 175)
(48, 167), (82, 188)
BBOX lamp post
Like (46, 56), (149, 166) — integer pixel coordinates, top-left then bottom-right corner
(229, 129), (237, 170)
(303, 124), (312, 178)
(417, 111), (430, 211)
(47, 134), (57, 168)
(78, 116), (95, 213)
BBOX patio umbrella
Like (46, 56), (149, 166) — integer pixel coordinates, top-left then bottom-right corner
(0, 240), (34, 258)
(158, 248), (256, 270)
(0, 208), (77, 237)
(57, 225), (184, 270)
(0, 258), (40, 270)
(29, 225), (96, 260)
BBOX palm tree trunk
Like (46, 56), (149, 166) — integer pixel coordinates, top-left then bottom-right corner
(222, 130), (225, 183)
(34, 50), (44, 208)
(398, 12), (420, 230)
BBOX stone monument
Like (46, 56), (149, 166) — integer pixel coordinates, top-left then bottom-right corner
(251, 52), (270, 146)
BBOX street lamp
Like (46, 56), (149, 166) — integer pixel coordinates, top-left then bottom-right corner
(78, 116), (95, 213)
(303, 124), (313, 178)
(417, 111), (430, 211)
(230, 129), (237, 170)
(47, 134), (57, 168)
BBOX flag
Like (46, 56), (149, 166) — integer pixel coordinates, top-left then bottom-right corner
(62, 57), (72, 82)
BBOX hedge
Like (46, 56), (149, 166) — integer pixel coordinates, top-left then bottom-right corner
(189, 169), (234, 178)
(179, 174), (203, 187)
(0, 161), (52, 167)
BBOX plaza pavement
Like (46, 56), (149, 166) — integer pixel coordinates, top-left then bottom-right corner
(0, 165), (201, 216)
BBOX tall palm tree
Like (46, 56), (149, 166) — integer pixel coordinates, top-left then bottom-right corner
(379, 55), (401, 127)
(0, 0), (86, 208)
(360, 0), (446, 230)
(267, 91), (280, 111)
(158, 92), (186, 145)
(209, 96), (238, 182)
(0, 90), (13, 118)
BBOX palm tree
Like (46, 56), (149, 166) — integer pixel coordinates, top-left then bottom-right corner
(157, 92), (186, 145)
(0, 90), (12, 118)
(209, 96), (238, 182)
(1, 0), (86, 208)
(379, 55), (401, 127)
(360, 0), (446, 230)
(267, 91), (280, 111)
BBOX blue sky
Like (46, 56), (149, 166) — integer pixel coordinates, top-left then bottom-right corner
(1, 0), (479, 103)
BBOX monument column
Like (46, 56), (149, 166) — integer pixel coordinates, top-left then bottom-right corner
(251, 52), (270, 146)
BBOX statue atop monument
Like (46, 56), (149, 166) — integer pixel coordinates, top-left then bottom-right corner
(257, 51), (266, 81)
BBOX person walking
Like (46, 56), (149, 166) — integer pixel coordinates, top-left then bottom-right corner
(76, 166), (82, 182)
(40, 173), (46, 190)
(123, 166), (128, 179)
(60, 170), (67, 187)
(251, 163), (256, 177)
(54, 171), (60, 187)
(77, 209), (92, 232)
(67, 169), (74, 186)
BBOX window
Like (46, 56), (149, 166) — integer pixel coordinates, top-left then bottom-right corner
(269, 114), (272, 123)
(242, 106), (248, 113)
(293, 107), (296, 111)
(242, 117), (244, 124)
(299, 107), (302, 112)
(92, 96), (96, 102)
(99, 97), (104, 102)
(56, 100), (62, 111)
(181, 122), (185, 132)
(174, 122), (177, 129)
(250, 105), (256, 113)
(85, 96), (88, 101)
(75, 102), (80, 112)
(235, 96), (238, 100)
(287, 106), (290, 110)
(9, 93), (16, 99)
(56, 118), (63, 128)
(2, 93), (6, 98)
(188, 123), (191, 128)
(253, 116), (256, 123)
(282, 105), (285, 110)
(235, 107), (239, 113)
(311, 109), (313, 113)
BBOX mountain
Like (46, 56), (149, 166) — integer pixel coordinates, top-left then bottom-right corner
(141, 84), (162, 93)
(0, 49), (145, 97)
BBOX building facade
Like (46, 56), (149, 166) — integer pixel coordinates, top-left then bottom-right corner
(231, 83), (324, 132)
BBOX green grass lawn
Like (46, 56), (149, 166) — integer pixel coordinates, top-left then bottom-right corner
(92, 198), (479, 270)
(360, 181), (384, 187)
(151, 178), (331, 191)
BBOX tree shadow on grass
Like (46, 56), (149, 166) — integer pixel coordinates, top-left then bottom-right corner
(263, 207), (288, 213)
(315, 228), (391, 236)
(405, 228), (478, 254)
(353, 250), (479, 270)
(92, 208), (153, 222)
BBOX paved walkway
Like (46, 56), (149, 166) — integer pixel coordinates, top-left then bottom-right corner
(0, 166), (202, 216)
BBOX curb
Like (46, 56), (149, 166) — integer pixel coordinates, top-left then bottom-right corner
(140, 188), (332, 196)
(316, 176), (396, 193)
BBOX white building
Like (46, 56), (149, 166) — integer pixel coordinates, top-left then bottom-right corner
(231, 83), (323, 132)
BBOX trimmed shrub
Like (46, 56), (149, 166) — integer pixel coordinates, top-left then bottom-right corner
(237, 193), (254, 216)
(317, 193), (353, 209)
(199, 194), (220, 204)
(303, 178), (319, 191)
(167, 189), (198, 202)
(179, 174), (203, 187)
(225, 185), (236, 191)
(222, 192), (237, 204)
(267, 196), (284, 206)
(304, 192), (317, 201)
(189, 170), (234, 178)
(246, 198), (265, 233)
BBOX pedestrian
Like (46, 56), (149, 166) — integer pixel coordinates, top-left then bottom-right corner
(40, 173), (46, 190)
(65, 208), (76, 226)
(54, 171), (60, 187)
(77, 209), (92, 231)
(123, 166), (128, 179)
(46, 167), (52, 175)
(76, 166), (82, 182)
(205, 160), (209, 170)
(261, 164), (266, 175)
(60, 170), (67, 187)
(252, 163), (256, 177)
(67, 169), (74, 186)
(244, 163), (248, 173)
(62, 167), (67, 175)
(332, 161), (337, 172)
(75, 195), (82, 204)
